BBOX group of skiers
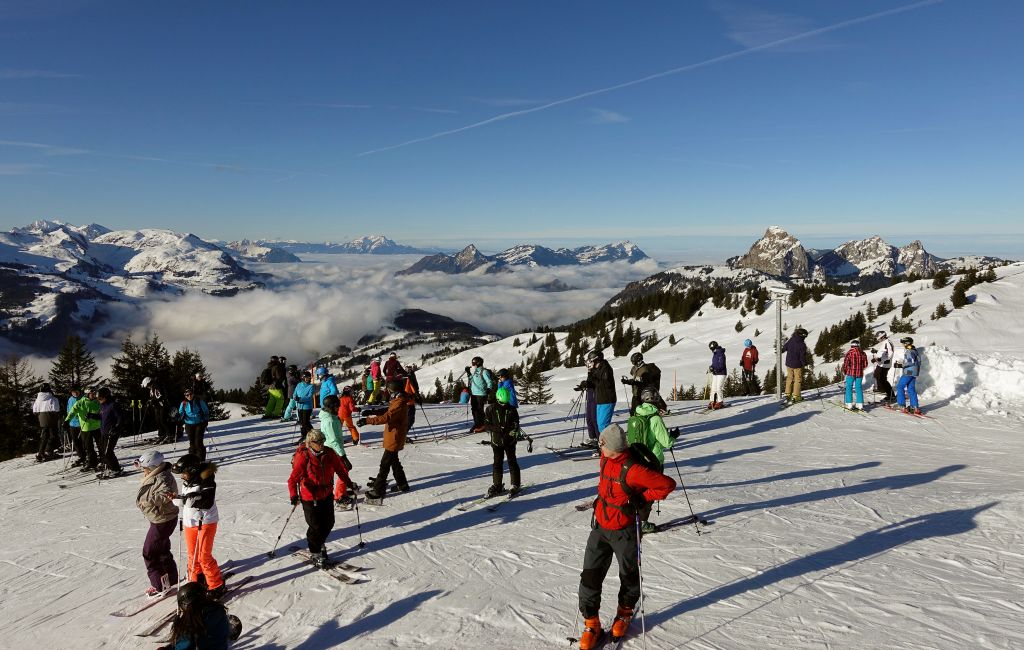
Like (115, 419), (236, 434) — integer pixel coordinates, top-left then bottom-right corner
(839, 332), (923, 413)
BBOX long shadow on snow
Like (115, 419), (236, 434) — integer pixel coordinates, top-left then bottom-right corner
(699, 463), (967, 521)
(646, 502), (997, 632)
(692, 460), (882, 489)
(675, 411), (817, 452)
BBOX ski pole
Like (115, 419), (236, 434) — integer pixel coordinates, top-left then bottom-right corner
(667, 447), (702, 535)
(267, 503), (298, 558)
(417, 402), (439, 445)
(567, 610), (581, 646)
(353, 498), (366, 549)
(635, 515), (648, 650)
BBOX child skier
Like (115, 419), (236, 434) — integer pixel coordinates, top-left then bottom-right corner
(842, 340), (869, 410)
(134, 450), (179, 597)
(894, 336), (923, 415)
(178, 388), (210, 462)
(287, 429), (355, 567)
(171, 453), (225, 599)
(339, 386), (361, 445)
(740, 339), (760, 396)
(483, 387), (523, 498)
(496, 368), (519, 408)
(358, 380), (414, 501)
(626, 388), (681, 534)
(708, 341), (727, 409)
(576, 424), (675, 649)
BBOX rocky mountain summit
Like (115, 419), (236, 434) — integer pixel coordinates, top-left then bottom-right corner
(396, 241), (649, 275)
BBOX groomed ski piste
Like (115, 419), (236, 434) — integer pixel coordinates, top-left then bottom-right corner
(1, 392), (1023, 649)
(2, 264), (1024, 649)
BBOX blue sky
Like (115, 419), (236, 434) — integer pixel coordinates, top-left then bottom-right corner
(1, 0), (1022, 259)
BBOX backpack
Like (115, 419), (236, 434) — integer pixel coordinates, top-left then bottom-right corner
(626, 412), (655, 447)
(628, 443), (662, 472)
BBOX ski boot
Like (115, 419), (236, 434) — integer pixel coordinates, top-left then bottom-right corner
(508, 484), (522, 497)
(580, 438), (599, 449)
(206, 583), (227, 600)
(639, 521), (657, 535)
(390, 483), (411, 493)
(610, 605), (634, 640)
(578, 615), (604, 650)
(486, 483), (505, 499)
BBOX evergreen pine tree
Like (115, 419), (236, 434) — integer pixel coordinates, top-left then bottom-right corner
(48, 335), (100, 397)
(900, 297), (913, 318)
(734, 320), (744, 333)
(0, 355), (42, 459)
(951, 281), (968, 308)
(866, 302), (877, 322)
(668, 334), (677, 346)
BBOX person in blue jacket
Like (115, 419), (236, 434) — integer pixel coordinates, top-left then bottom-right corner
(178, 387), (211, 462)
(317, 366), (338, 410)
(894, 336), (923, 415)
(66, 386), (87, 467)
(466, 356), (495, 433)
(496, 368), (519, 409)
(292, 370), (316, 441)
(708, 341), (728, 409)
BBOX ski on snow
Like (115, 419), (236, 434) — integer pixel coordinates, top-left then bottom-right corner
(882, 403), (932, 418)
(484, 484), (532, 512)
(287, 546), (364, 573)
(109, 586), (177, 617)
(134, 573), (252, 637)
(291, 548), (367, 584)
(457, 484), (532, 512)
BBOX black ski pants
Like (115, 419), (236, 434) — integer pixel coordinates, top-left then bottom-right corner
(99, 433), (120, 472)
(70, 425), (84, 462)
(298, 409), (313, 436)
(491, 440), (521, 489)
(80, 429), (100, 468)
(372, 450), (408, 495)
(578, 524), (640, 618)
(741, 369), (761, 396)
(301, 498), (334, 554)
(36, 412), (60, 457)
(185, 423), (208, 462)
(470, 395), (487, 429)
(874, 366), (894, 402)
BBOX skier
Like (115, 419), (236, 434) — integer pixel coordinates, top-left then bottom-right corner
(143, 377), (175, 444)
(291, 370), (316, 442)
(134, 450), (179, 597)
(358, 379), (415, 501)
(171, 453), (225, 599)
(578, 350), (616, 448)
(261, 357), (285, 420)
(65, 387), (101, 471)
(782, 328), (809, 404)
(317, 366), (338, 409)
(401, 365), (421, 430)
(574, 378), (599, 449)
(621, 353), (664, 416)
(740, 339), (761, 396)
(66, 386), (87, 467)
(870, 331), (896, 404)
(576, 424), (675, 649)
(96, 386), (124, 477)
(383, 352), (404, 382)
(361, 365), (374, 404)
(894, 337), (923, 415)
(339, 385), (361, 445)
(459, 387), (471, 405)
(483, 387), (523, 498)
(287, 429), (355, 566)
(178, 387), (211, 462)
(466, 356), (495, 433)
(281, 365), (300, 422)
(842, 340), (869, 411)
(368, 357), (382, 403)
(496, 368), (519, 408)
(625, 388), (680, 534)
(156, 582), (239, 650)
(707, 341), (727, 409)
(318, 394), (357, 508)
(32, 383), (61, 462)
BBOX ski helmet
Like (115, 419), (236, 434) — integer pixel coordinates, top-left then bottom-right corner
(795, 328), (808, 338)
(708, 341), (719, 351)
(495, 387), (511, 404)
(136, 450), (164, 469)
(172, 453), (202, 475)
(900, 337), (914, 346)
(497, 368), (509, 379)
(41, 382), (52, 393)
(630, 352), (644, 366)
(315, 366), (328, 378)
(374, 356), (382, 363)
(97, 386), (112, 400)
(875, 331), (888, 340)
(743, 339), (752, 348)
(586, 350), (603, 363)
(850, 340), (860, 348)
(342, 385), (352, 395)
(301, 371), (311, 381)
(177, 582), (207, 609)
(141, 377), (152, 388)
(70, 385), (82, 394)
(640, 387), (660, 404)
(389, 352), (397, 358)
(471, 356), (484, 367)
(323, 394), (341, 412)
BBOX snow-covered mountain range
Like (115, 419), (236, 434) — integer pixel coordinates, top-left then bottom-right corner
(396, 241), (649, 275)
(264, 234), (427, 255)
(221, 240), (301, 263)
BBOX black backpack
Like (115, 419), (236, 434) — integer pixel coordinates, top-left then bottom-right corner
(628, 442), (662, 472)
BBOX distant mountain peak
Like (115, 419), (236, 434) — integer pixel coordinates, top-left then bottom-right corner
(733, 226), (810, 278)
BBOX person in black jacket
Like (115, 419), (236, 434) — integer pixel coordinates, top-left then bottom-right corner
(483, 387), (523, 498)
(96, 387), (123, 477)
(158, 582), (240, 650)
(577, 350), (616, 449)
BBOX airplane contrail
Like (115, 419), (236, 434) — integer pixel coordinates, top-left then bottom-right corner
(358, 0), (942, 156)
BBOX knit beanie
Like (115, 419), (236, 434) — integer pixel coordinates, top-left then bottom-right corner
(599, 424), (627, 453)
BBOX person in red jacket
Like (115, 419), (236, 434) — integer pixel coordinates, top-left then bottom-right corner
(739, 338), (760, 396)
(577, 424), (675, 649)
(339, 386), (361, 444)
(287, 429), (355, 568)
(842, 339), (870, 410)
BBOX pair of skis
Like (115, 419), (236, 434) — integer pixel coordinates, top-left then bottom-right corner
(133, 572), (252, 637)
(882, 403), (931, 418)
(290, 547), (368, 584)
(456, 484), (532, 512)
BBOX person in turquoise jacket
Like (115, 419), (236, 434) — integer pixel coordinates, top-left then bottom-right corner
(66, 387), (102, 471)
(292, 371), (316, 441)
(317, 367), (338, 407)
(66, 386), (87, 467)
(178, 389), (210, 461)
(318, 394), (355, 507)
(466, 356), (495, 433)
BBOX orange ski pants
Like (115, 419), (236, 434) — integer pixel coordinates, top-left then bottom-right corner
(184, 523), (223, 589)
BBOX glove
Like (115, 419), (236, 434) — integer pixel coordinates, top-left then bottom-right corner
(669, 427), (681, 441)
(623, 494), (647, 516)
(290, 495), (299, 506)
(356, 417), (367, 427)
(894, 362), (903, 369)
(465, 366), (471, 375)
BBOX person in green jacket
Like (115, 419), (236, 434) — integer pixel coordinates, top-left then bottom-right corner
(625, 387), (680, 534)
(319, 394), (355, 508)
(65, 387), (102, 471)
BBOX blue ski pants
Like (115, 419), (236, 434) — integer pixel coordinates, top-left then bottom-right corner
(895, 375), (919, 408)
(844, 376), (864, 405)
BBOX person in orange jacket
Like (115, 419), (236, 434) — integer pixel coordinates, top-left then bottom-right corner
(357, 380), (413, 501)
(338, 386), (360, 444)
(576, 424), (675, 649)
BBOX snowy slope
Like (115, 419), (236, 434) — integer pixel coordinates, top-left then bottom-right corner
(0, 395), (1021, 649)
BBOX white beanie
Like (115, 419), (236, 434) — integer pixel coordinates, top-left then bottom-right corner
(599, 424), (628, 453)
(137, 450), (164, 468)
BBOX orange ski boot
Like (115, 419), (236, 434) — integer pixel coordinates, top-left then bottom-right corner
(610, 605), (633, 640)
(579, 615), (604, 650)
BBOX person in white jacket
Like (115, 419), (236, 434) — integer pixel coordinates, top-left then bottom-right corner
(32, 383), (61, 462)
(170, 453), (225, 599)
(870, 331), (896, 404)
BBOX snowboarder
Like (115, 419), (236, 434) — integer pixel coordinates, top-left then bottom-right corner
(291, 370), (316, 442)
(134, 450), (179, 597)
(339, 386), (361, 445)
(467, 356), (495, 433)
(708, 341), (727, 409)
(621, 352), (665, 415)
(576, 424), (675, 649)
(317, 394), (357, 507)
(625, 388), (681, 534)
(65, 386), (101, 471)
(287, 429), (355, 566)
(32, 383), (61, 462)
(578, 350), (616, 448)
(496, 368), (519, 409)
(894, 337), (923, 415)
(178, 387), (211, 462)
(870, 331), (896, 404)
(96, 386), (124, 477)
(782, 328), (809, 404)
(358, 380), (415, 501)
(157, 581), (240, 650)
(740, 339), (761, 396)
(171, 453), (225, 599)
(483, 387), (523, 498)
(842, 340), (869, 410)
